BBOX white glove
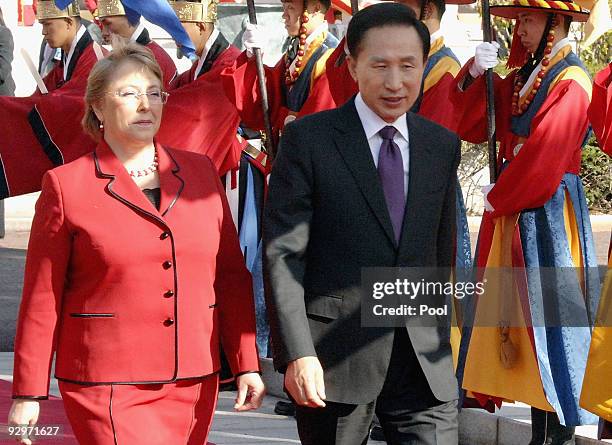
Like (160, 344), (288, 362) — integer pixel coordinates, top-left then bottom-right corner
(469, 42), (500, 78)
(242, 23), (265, 58)
(482, 184), (495, 213)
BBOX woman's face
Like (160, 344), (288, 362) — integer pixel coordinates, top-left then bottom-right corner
(94, 61), (164, 147)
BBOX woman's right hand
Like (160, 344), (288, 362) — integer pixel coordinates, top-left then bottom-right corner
(8, 400), (40, 445)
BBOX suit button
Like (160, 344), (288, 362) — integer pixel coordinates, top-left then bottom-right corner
(163, 318), (174, 327)
(164, 290), (175, 298)
(160, 232), (170, 240)
(162, 260), (173, 269)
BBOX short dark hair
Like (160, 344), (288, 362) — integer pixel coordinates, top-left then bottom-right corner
(347, 3), (430, 61)
(429, 0), (446, 20)
(314, 0), (332, 13)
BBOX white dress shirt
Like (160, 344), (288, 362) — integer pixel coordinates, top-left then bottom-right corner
(193, 28), (220, 80)
(354, 93), (410, 197)
(63, 25), (87, 81)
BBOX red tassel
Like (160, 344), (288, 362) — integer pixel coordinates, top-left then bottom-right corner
(507, 21), (529, 69)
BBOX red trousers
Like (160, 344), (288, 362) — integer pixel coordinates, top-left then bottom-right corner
(59, 374), (219, 445)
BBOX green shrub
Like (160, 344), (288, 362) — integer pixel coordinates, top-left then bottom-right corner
(581, 137), (612, 214)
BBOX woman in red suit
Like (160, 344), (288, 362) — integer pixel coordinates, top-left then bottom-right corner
(7, 42), (264, 445)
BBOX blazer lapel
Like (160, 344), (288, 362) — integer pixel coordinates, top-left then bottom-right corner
(397, 113), (437, 260)
(332, 99), (396, 247)
(93, 140), (183, 223)
(157, 145), (184, 217)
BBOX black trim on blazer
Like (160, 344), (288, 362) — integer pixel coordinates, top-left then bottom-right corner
(109, 385), (119, 445)
(0, 153), (9, 199)
(55, 371), (221, 386)
(93, 147), (184, 383)
(28, 105), (64, 167)
(12, 395), (49, 400)
(69, 313), (115, 318)
(63, 29), (93, 82)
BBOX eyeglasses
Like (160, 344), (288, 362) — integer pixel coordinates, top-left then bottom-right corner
(107, 89), (169, 105)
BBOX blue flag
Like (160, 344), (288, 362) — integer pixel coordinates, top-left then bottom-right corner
(54, 0), (197, 60)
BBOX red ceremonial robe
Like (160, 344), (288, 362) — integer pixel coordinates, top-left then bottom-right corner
(588, 63), (611, 155)
(34, 29), (98, 95)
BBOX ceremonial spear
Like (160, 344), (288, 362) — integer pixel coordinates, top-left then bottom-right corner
(246, 0), (276, 160)
(481, 0), (498, 182)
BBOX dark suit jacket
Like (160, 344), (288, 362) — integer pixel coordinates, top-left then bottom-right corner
(0, 26), (15, 96)
(12, 141), (259, 398)
(264, 98), (461, 405)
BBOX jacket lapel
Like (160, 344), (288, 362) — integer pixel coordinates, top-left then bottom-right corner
(396, 113), (437, 260)
(332, 99), (396, 247)
(93, 140), (184, 223)
(157, 145), (184, 217)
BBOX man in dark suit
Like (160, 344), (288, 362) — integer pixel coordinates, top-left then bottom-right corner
(264, 3), (461, 444)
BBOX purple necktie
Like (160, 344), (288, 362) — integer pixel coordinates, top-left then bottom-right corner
(377, 126), (405, 243)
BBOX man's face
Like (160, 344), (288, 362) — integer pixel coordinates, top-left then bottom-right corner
(281, 0), (303, 36)
(348, 25), (425, 123)
(394, 0), (423, 18)
(181, 21), (209, 55)
(40, 18), (74, 49)
(516, 12), (549, 53)
(100, 16), (132, 44)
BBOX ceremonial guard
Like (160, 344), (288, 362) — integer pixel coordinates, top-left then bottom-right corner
(35, 0), (98, 94)
(169, 0), (237, 87)
(452, 0), (601, 442)
(96, 0), (178, 87)
(221, 0), (339, 139)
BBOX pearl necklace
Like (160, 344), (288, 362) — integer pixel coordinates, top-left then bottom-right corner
(128, 150), (159, 178)
(512, 19), (557, 116)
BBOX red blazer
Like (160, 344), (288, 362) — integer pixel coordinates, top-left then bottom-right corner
(12, 141), (259, 398)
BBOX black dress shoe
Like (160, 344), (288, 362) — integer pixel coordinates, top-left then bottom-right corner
(274, 400), (296, 416)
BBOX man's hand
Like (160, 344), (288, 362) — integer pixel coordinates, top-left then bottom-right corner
(8, 400), (40, 444)
(469, 42), (500, 78)
(234, 372), (266, 411)
(242, 23), (265, 58)
(285, 356), (326, 408)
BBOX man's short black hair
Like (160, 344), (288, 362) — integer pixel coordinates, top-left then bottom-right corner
(347, 3), (431, 61)
(307, 0), (331, 13)
(429, 0), (446, 20)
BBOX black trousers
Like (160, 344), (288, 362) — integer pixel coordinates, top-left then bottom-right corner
(294, 328), (458, 445)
